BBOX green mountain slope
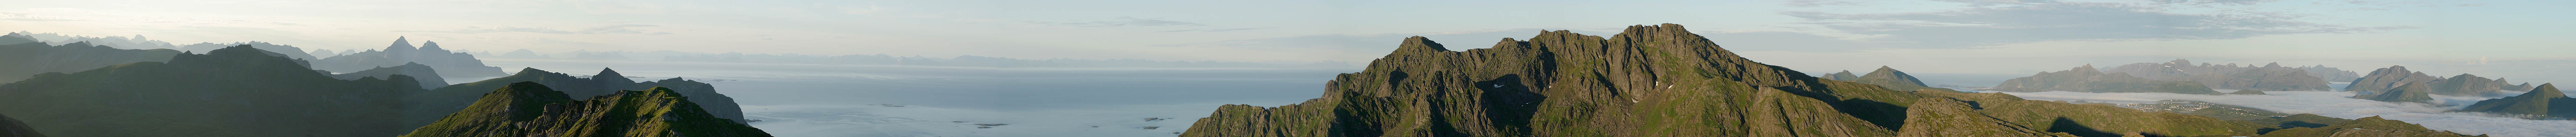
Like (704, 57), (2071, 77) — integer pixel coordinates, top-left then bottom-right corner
(330, 62), (449, 88)
(400, 67), (746, 130)
(0, 45), (420, 137)
(1992, 65), (2220, 94)
(2457, 84), (2574, 119)
(401, 82), (771, 137)
(1178, 24), (2317, 137)
(2252, 116), (2486, 137)
(1852, 66), (1956, 92)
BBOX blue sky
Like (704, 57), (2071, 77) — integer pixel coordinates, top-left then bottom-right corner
(0, 0), (2568, 74)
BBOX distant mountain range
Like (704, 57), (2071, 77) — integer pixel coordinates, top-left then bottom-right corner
(485, 49), (1354, 68)
(2099, 59), (2334, 91)
(0, 33), (181, 83)
(1991, 64), (2220, 94)
(2458, 84), (2574, 119)
(311, 37), (508, 78)
(2347, 66), (2532, 96)
(1175, 24), (2475, 137)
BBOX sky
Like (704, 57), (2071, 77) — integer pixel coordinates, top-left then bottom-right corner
(1, 0), (2571, 75)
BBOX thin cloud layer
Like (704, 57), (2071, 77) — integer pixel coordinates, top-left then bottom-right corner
(395, 24), (670, 35)
(1026, 16), (1205, 27)
(1781, 0), (2413, 47)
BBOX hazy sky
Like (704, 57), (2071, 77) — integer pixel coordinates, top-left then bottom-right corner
(1, 0), (2568, 74)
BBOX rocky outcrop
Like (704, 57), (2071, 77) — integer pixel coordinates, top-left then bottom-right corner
(313, 37), (506, 78)
(1991, 65), (2220, 94)
(331, 62), (449, 89)
(1821, 70), (1860, 81)
(400, 82), (771, 137)
(2299, 65), (2361, 82)
(2457, 84), (2574, 119)
(2252, 116), (2485, 137)
(0, 45), (420, 137)
(0, 33), (182, 83)
(2352, 83), (2435, 104)
(2101, 60), (2330, 91)
(0, 113), (41, 137)
(401, 67), (746, 130)
(1180, 24), (2286, 137)
(2346, 66), (2534, 96)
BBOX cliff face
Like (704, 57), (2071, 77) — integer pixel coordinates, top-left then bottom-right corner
(331, 62), (450, 89)
(400, 82), (771, 137)
(2458, 84), (2574, 119)
(1821, 70), (1861, 81)
(1991, 65), (2220, 94)
(1179, 24), (2285, 137)
(0, 113), (41, 137)
(2100, 60), (2330, 91)
(400, 68), (746, 130)
(313, 37), (506, 78)
(2345, 66), (2533, 96)
(0, 33), (182, 83)
(0, 45), (420, 137)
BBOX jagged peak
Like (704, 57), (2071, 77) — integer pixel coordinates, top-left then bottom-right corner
(420, 40), (445, 51)
(386, 36), (415, 50)
(1392, 36), (1449, 53)
(2264, 62), (2282, 68)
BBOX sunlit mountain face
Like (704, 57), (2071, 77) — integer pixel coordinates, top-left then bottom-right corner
(4, 0), (2574, 137)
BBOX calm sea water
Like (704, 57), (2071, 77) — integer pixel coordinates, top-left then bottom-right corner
(480, 59), (1346, 137)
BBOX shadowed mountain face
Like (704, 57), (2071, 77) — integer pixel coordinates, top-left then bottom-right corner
(2101, 60), (2330, 91)
(399, 67), (745, 130)
(2346, 66), (2533, 96)
(178, 41), (318, 60)
(2352, 83), (2436, 104)
(0, 33), (181, 83)
(399, 82), (771, 137)
(1174, 24), (2398, 137)
(0, 45), (423, 137)
(1991, 65), (2220, 94)
(0, 113), (42, 137)
(2458, 84), (2574, 119)
(313, 37), (506, 78)
(331, 62), (449, 89)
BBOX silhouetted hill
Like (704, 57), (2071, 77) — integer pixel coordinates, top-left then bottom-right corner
(331, 62), (450, 88)
(399, 82), (770, 137)
(0, 33), (182, 83)
(1821, 70), (1860, 81)
(0, 113), (41, 137)
(2347, 66), (2533, 96)
(0, 45), (421, 137)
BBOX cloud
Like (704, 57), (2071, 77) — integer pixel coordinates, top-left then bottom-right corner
(1155, 27), (1275, 33)
(1783, 0), (1862, 7)
(1780, 1), (2413, 47)
(396, 24), (670, 35)
(1026, 16), (1205, 27)
(0, 12), (80, 21)
(2147, 0), (2274, 5)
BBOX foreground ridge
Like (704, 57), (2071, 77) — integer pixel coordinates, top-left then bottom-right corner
(401, 82), (771, 137)
(1177, 24), (2480, 137)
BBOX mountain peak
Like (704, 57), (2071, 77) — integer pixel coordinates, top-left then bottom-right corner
(2264, 62), (2282, 68)
(2533, 83), (2563, 98)
(420, 40), (445, 52)
(595, 67), (633, 83)
(2167, 59), (2192, 64)
(1392, 36), (1449, 53)
(386, 36), (415, 51)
